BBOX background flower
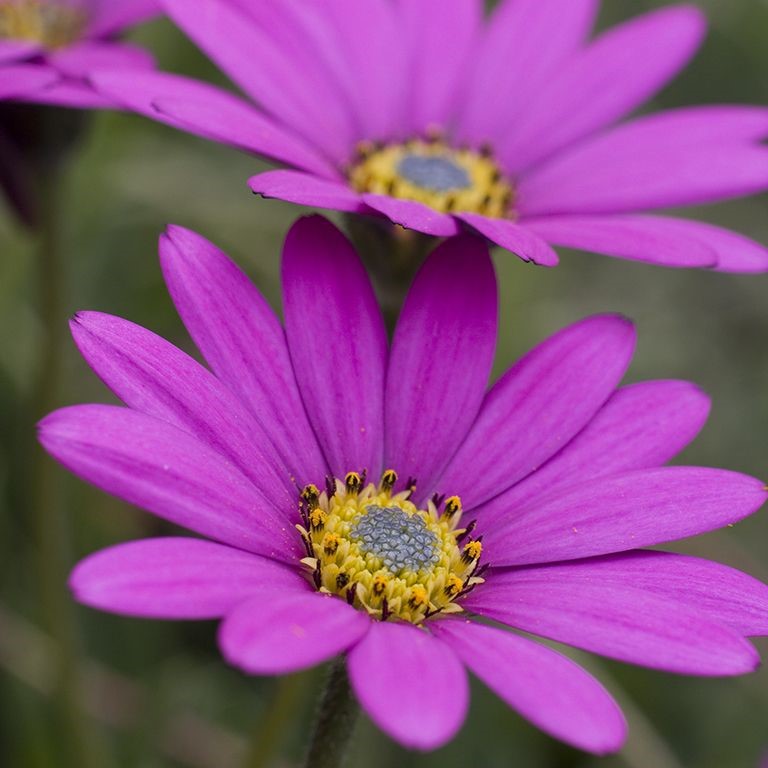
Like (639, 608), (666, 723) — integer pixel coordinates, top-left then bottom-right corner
(39, 216), (768, 754)
(87, 0), (768, 271)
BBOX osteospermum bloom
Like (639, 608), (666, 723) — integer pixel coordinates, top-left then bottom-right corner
(89, 0), (768, 271)
(40, 217), (768, 752)
(0, 0), (157, 106)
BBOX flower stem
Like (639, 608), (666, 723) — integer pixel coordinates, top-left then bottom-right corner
(302, 658), (360, 768)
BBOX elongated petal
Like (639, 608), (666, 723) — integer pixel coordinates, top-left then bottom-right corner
(159, 226), (327, 488)
(457, 213), (559, 266)
(38, 405), (298, 561)
(70, 311), (297, 510)
(523, 214), (718, 268)
(479, 380), (711, 525)
(396, 0), (481, 134)
(88, 0), (159, 36)
(436, 315), (635, 508)
(457, 0), (598, 146)
(0, 41), (41, 64)
(90, 70), (334, 177)
(519, 114), (768, 216)
(0, 65), (58, 99)
(49, 41), (154, 78)
(71, 537), (307, 619)
(347, 622), (468, 751)
(468, 565), (760, 675)
(362, 194), (460, 237)
(485, 467), (767, 566)
(17, 81), (112, 108)
(434, 620), (626, 755)
(385, 236), (497, 494)
(482, 551), (768, 636)
(219, 592), (370, 675)
(500, 5), (707, 172)
(159, 0), (353, 162)
(250, 170), (365, 213)
(282, 217), (387, 478)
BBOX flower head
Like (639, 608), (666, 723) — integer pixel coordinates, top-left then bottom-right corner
(90, 0), (768, 271)
(40, 216), (768, 752)
(0, 0), (158, 106)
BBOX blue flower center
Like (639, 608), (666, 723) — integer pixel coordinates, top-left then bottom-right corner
(397, 154), (471, 192)
(350, 504), (440, 573)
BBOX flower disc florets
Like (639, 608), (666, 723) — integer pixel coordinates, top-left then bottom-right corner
(297, 470), (484, 625)
(349, 137), (515, 219)
(0, 0), (85, 48)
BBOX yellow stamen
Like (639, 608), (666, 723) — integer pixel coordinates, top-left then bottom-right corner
(444, 496), (462, 518)
(462, 540), (483, 563)
(0, 0), (85, 48)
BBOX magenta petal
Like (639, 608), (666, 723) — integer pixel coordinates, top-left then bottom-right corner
(88, 0), (159, 37)
(38, 405), (298, 562)
(436, 314), (635, 509)
(0, 65), (58, 99)
(70, 311), (297, 511)
(480, 380), (711, 525)
(249, 170), (365, 213)
(70, 537), (307, 619)
(218, 592), (370, 675)
(347, 622), (468, 751)
(17, 80), (113, 108)
(0, 40), (41, 64)
(282, 217), (387, 478)
(457, 213), (559, 266)
(485, 467), (767, 566)
(159, 226), (327, 489)
(434, 620), (626, 755)
(49, 41), (154, 78)
(362, 194), (460, 237)
(457, 0), (598, 147)
(468, 564), (761, 675)
(500, 5), (707, 172)
(523, 214), (718, 268)
(385, 236), (497, 495)
(519, 112), (768, 216)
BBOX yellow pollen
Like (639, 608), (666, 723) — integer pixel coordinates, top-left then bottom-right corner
(349, 138), (515, 219)
(299, 472), (485, 625)
(0, 0), (85, 48)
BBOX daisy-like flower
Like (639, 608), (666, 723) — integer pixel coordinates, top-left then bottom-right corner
(0, 0), (157, 106)
(89, 0), (768, 271)
(39, 216), (768, 752)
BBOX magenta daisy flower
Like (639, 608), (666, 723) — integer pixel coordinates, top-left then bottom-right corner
(0, 0), (158, 106)
(40, 216), (768, 753)
(89, 0), (768, 272)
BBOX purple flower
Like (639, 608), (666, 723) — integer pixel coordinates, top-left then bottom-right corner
(89, 0), (768, 272)
(0, 0), (158, 106)
(40, 216), (768, 753)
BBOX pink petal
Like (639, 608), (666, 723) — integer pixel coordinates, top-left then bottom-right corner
(523, 213), (718, 268)
(70, 311), (297, 512)
(362, 194), (460, 237)
(484, 467), (768, 566)
(457, 213), (559, 266)
(0, 65), (58, 99)
(0, 41), (41, 64)
(88, 0), (159, 37)
(49, 41), (154, 78)
(456, 0), (599, 147)
(500, 5), (707, 172)
(518, 112), (768, 216)
(435, 314), (635, 508)
(468, 563), (760, 675)
(159, 226), (328, 490)
(479, 380), (711, 526)
(218, 592), (370, 675)
(434, 620), (626, 755)
(249, 170), (365, 214)
(347, 622), (468, 751)
(385, 236), (497, 495)
(17, 80), (112, 108)
(38, 405), (299, 562)
(282, 217), (387, 478)
(70, 537), (307, 619)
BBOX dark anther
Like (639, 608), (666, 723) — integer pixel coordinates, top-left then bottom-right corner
(444, 496), (461, 518)
(336, 572), (350, 589)
(480, 142), (493, 157)
(345, 471), (362, 494)
(431, 492), (445, 508)
(301, 484), (319, 510)
(381, 598), (390, 622)
(324, 475), (335, 498)
(456, 519), (477, 544)
(405, 476), (418, 498)
(312, 567), (322, 589)
(475, 563), (490, 578)
(346, 585), (356, 605)
(360, 468), (368, 486)
(381, 469), (398, 492)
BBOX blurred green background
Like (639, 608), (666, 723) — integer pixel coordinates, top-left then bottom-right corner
(1, 1), (768, 766)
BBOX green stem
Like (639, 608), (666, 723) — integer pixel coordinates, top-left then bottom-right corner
(31, 166), (106, 768)
(302, 659), (359, 768)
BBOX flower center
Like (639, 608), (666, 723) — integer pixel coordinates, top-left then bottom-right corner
(297, 470), (485, 625)
(349, 138), (515, 218)
(0, 0), (86, 49)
